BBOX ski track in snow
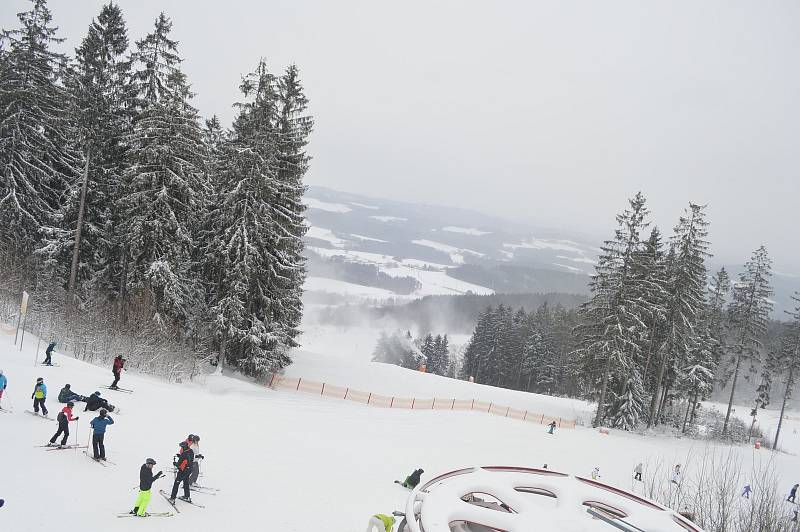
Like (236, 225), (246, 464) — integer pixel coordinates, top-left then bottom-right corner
(5, 325), (799, 530)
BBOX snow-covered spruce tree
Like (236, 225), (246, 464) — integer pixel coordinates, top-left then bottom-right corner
(116, 13), (206, 329)
(576, 192), (651, 428)
(678, 321), (716, 433)
(632, 227), (669, 390)
(210, 60), (311, 377)
(722, 245), (773, 435)
(708, 267), (732, 382)
(647, 204), (710, 427)
(0, 0), (79, 261)
(37, 2), (131, 297)
(419, 333), (435, 371)
(773, 292), (800, 450)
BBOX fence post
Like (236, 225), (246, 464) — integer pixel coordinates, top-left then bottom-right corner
(390, 397), (394, 408)
(432, 398), (435, 410)
(558, 418), (562, 428)
(488, 402), (492, 413)
(471, 399), (475, 410)
(540, 414), (545, 424)
(268, 373), (276, 387)
(523, 411), (528, 421)
(367, 393), (372, 405)
(296, 378), (301, 391)
(505, 407), (510, 417)
(344, 388), (349, 400)
(412, 398), (415, 409)
(321, 383), (325, 396)
(451, 399), (455, 410)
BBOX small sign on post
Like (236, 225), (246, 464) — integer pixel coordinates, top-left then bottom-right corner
(14, 291), (29, 346)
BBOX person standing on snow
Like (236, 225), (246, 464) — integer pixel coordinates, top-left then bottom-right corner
(591, 467), (600, 480)
(365, 513), (395, 532)
(0, 370), (7, 409)
(634, 463), (643, 481)
(189, 453), (204, 486)
(788, 483), (799, 503)
(131, 458), (163, 516)
(31, 377), (48, 416)
(547, 421), (557, 434)
(43, 341), (56, 365)
(742, 484), (752, 498)
(169, 435), (197, 503)
(110, 355), (125, 389)
(89, 408), (114, 460)
(671, 464), (681, 485)
(48, 401), (79, 447)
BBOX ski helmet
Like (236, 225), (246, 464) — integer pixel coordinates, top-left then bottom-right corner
(65, 384), (71, 388)
(100, 408), (107, 416)
(67, 401), (74, 408)
(190, 434), (200, 443)
(37, 377), (43, 382)
(146, 458), (156, 465)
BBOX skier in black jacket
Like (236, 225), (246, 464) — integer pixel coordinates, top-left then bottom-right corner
(395, 468), (424, 489)
(131, 458), (163, 516)
(84, 392), (114, 413)
(169, 435), (197, 503)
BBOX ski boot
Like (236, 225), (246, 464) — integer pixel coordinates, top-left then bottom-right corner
(178, 495), (192, 503)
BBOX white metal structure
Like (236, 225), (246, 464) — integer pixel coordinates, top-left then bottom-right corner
(400, 466), (702, 532)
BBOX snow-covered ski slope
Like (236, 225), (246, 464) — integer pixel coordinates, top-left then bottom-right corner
(2, 325), (800, 531)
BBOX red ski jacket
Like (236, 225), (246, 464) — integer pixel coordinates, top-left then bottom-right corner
(113, 357), (124, 372)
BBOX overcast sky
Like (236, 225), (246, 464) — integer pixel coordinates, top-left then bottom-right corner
(3, 0), (799, 272)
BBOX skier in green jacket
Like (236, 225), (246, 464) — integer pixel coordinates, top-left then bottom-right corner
(365, 513), (395, 532)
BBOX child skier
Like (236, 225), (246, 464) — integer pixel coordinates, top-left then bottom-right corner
(89, 408), (114, 460)
(365, 513), (395, 532)
(591, 467), (600, 480)
(169, 435), (197, 503)
(131, 458), (163, 516)
(43, 341), (56, 365)
(634, 463), (643, 481)
(58, 384), (84, 403)
(742, 484), (752, 498)
(395, 468), (424, 489)
(788, 483), (799, 503)
(110, 355), (125, 389)
(548, 421), (557, 434)
(48, 401), (79, 447)
(31, 377), (48, 416)
(189, 453), (204, 486)
(0, 370), (7, 409)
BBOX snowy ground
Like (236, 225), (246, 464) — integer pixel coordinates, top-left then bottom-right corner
(3, 324), (800, 531)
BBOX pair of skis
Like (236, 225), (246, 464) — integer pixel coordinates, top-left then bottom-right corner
(117, 512), (173, 518)
(24, 410), (52, 420)
(102, 386), (133, 394)
(35, 443), (88, 451)
(82, 450), (116, 466)
(158, 490), (206, 512)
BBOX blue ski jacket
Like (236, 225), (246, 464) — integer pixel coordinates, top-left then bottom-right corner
(90, 415), (114, 434)
(0, 374), (7, 389)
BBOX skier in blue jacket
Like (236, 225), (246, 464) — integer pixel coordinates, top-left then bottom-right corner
(0, 370), (7, 409)
(89, 408), (114, 461)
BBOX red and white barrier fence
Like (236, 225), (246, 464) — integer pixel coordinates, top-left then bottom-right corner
(265, 373), (577, 429)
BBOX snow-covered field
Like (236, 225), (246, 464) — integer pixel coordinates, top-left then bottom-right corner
(3, 323), (800, 531)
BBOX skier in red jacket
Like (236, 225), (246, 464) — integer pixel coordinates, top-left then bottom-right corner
(48, 401), (79, 447)
(110, 355), (125, 389)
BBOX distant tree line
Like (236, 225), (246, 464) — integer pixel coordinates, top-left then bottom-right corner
(0, 0), (312, 377)
(458, 193), (800, 443)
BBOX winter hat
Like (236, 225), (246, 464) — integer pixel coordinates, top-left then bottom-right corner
(146, 458), (156, 465)
(36, 377), (43, 382)
(191, 434), (200, 443)
(94, 391), (101, 396)
(64, 384), (71, 389)
(99, 408), (107, 416)
(67, 401), (74, 408)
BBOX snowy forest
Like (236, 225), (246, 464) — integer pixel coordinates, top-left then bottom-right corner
(0, 0), (312, 377)
(458, 194), (800, 442)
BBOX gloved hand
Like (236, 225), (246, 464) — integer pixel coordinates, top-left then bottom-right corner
(74, 417), (80, 421)
(154, 471), (163, 480)
(31, 394), (34, 399)
(196, 454), (204, 460)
